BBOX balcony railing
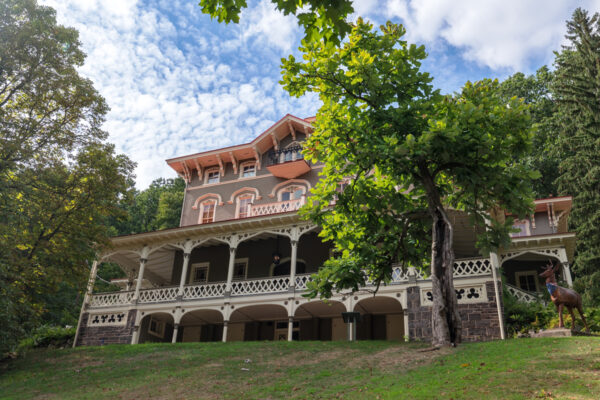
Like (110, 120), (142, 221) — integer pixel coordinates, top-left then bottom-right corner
(265, 145), (304, 167)
(87, 258), (493, 309)
(249, 197), (305, 217)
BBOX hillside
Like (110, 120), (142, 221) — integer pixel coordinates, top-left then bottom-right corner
(1, 338), (598, 399)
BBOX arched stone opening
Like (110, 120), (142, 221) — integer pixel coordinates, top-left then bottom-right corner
(501, 252), (563, 294)
(229, 304), (288, 341)
(179, 309), (224, 343)
(294, 300), (347, 341)
(353, 296), (404, 341)
(138, 312), (174, 344)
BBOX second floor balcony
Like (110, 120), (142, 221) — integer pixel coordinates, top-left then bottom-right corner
(266, 145), (311, 179)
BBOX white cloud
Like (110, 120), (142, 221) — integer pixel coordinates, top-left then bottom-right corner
(385, 0), (594, 70)
(41, 0), (315, 189)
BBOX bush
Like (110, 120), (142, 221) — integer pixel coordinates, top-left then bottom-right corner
(16, 325), (76, 355)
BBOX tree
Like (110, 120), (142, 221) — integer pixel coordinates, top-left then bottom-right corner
(281, 20), (535, 346)
(0, 0), (134, 353)
(498, 67), (560, 198)
(553, 8), (600, 305)
(199, 0), (354, 44)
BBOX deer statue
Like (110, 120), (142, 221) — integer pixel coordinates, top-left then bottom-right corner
(540, 260), (589, 333)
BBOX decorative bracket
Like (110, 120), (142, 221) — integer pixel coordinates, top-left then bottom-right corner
(287, 121), (296, 141)
(229, 151), (238, 174)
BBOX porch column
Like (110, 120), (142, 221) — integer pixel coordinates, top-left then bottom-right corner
(489, 252), (506, 340)
(222, 320), (229, 342)
(72, 259), (99, 348)
(178, 252), (191, 297)
(557, 248), (573, 288)
(225, 246), (237, 295)
(133, 257), (148, 302)
(131, 325), (140, 344)
(172, 324), (179, 344)
(287, 316), (294, 342)
(289, 239), (298, 290)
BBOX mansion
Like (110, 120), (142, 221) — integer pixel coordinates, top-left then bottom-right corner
(74, 114), (576, 346)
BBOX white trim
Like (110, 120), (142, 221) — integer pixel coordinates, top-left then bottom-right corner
(515, 271), (540, 292)
(189, 262), (210, 284)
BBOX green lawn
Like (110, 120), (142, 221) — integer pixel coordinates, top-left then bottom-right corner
(1, 337), (598, 399)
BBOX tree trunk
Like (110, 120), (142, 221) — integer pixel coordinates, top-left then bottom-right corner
(419, 164), (462, 346)
(429, 205), (462, 346)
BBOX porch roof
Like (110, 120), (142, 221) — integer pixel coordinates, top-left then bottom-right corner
(507, 232), (576, 262)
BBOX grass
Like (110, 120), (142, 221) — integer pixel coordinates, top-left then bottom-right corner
(1, 337), (599, 399)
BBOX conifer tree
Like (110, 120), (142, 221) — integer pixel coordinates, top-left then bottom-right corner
(554, 8), (600, 305)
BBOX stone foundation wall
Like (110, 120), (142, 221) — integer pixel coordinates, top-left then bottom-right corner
(407, 281), (503, 342)
(76, 309), (136, 346)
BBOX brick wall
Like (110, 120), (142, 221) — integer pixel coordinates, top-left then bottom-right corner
(76, 309), (137, 346)
(407, 281), (503, 342)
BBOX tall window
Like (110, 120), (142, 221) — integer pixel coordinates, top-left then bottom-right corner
(233, 258), (248, 280)
(280, 185), (304, 201)
(282, 142), (302, 163)
(240, 162), (256, 178)
(510, 220), (530, 237)
(200, 200), (216, 224)
(206, 169), (220, 184)
(516, 271), (538, 292)
(189, 263), (209, 284)
(237, 195), (253, 218)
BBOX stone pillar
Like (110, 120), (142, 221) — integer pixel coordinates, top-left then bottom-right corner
(178, 252), (191, 298)
(73, 259), (99, 348)
(172, 324), (179, 344)
(287, 316), (294, 342)
(289, 239), (298, 290)
(403, 312), (409, 342)
(225, 247), (237, 296)
(489, 252), (506, 340)
(222, 320), (229, 342)
(131, 325), (140, 345)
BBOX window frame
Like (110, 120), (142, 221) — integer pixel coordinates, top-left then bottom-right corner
(281, 141), (303, 163)
(510, 219), (531, 238)
(205, 168), (221, 184)
(198, 199), (217, 224)
(277, 185), (306, 202)
(235, 193), (255, 218)
(189, 262), (210, 284)
(148, 316), (165, 338)
(515, 270), (540, 292)
(232, 258), (248, 280)
(239, 161), (257, 179)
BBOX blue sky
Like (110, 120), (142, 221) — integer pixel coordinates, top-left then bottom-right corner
(41, 0), (597, 188)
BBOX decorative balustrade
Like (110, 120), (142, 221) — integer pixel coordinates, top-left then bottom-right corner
(89, 291), (134, 307)
(453, 258), (492, 277)
(250, 198), (304, 217)
(183, 282), (227, 299)
(138, 286), (179, 304)
(295, 273), (313, 290)
(505, 283), (540, 304)
(231, 276), (290, 296)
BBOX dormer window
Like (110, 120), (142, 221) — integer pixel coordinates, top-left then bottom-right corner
(281, 141), (303, 163)
(206, 168), (220, 184)
(240, 161), (256, 178)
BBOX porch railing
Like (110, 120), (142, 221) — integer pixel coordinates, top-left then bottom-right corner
(88, 257), (495, 308)
(249, 198), (304, 217)
(89, 291), (134, 307)
(231, 276), (290, 296)
(183, 282), (227, 299)
(505, 283), (540, 304)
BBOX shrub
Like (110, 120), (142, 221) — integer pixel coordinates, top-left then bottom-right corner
(16, 325), (76, 355)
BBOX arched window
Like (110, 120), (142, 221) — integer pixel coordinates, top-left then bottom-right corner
(278, 185), (306, 202)
(236, 193), (255, 219)
(199, 199), (217, 224)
